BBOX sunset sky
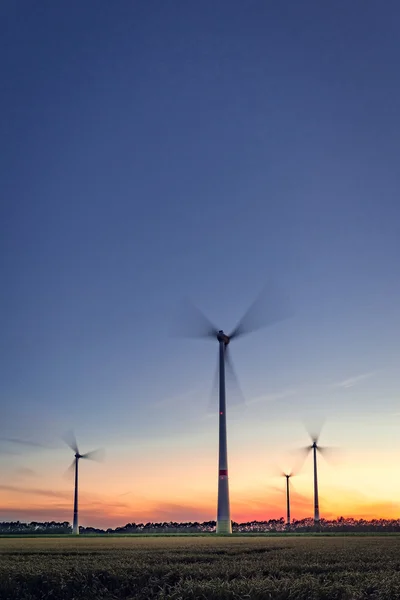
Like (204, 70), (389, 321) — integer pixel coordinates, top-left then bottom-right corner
(1, 1), (400, 528)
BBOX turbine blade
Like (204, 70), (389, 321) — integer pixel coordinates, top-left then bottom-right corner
(304, 416), (326, 445)
(170, 299), (219, 339)
(267, 484), (286, 494)
(207, 349), (245, 415)
(318, 445), (340, 464)
(81, 448), (105, 462)
(229, 283), (291, 340)
(0, 437), (51, 449)
(207, 356), (220, 415)
(224, 347), (246, 408)
(292, 445), (312, 473)
(291, 446), (313, 476)
(63, 460), (76, 481)
(62, 431), (79, 455)
(269, 462), (291, 479)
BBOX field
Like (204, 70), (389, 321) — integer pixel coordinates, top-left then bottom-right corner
(2, 535), (400, 599)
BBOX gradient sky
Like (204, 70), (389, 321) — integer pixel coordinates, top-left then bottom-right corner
(1, 1), (400, 528)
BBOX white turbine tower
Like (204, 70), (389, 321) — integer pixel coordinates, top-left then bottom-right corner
(179, 287), (289, 534)
(63, 432), (104, 535)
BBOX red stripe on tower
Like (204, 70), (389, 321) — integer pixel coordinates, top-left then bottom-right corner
(219, 469), (228, 476)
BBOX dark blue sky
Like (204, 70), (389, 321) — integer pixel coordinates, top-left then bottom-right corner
(1, 0), (400, 456)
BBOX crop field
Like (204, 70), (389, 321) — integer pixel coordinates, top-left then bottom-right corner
(1, 535), (400, 599)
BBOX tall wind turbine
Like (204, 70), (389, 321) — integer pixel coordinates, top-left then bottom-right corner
(301, 430), (331, 525)
(177, 287), (289, 534)
(63, 432), (104, 535)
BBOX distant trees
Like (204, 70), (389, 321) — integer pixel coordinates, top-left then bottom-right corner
(1, 517), (400, 535)
(0, 521), (71, 534)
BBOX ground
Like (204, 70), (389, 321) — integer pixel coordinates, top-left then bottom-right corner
(1, 534), (400, 599)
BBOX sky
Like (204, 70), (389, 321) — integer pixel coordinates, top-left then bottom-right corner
(1, 0), (400, 528)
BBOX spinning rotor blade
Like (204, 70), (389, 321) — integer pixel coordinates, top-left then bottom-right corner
(0, 437), (52, 449)
(207, 348), (245, 414)
(63, 459), (76, 481)
(270, 463), (292, 479)
(281, 468), (298, 478)
(292, 445), (312, 473)
(229, 283), (291, 340)
(279, 458), (304, 478)
(318, 445), (340, 464)
(304, 416), (326, 445)
(171, 299), (219, 339)
(81, 448), (105, 462)
(224, 347), (245, 407)
(62, 431), (79, 455)
(207, 358), (220, 414)
(268, 484), (286, 494)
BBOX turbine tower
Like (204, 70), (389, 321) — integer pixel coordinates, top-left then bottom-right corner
(178, 286), (289, 534)
(63, 432), (104, 535)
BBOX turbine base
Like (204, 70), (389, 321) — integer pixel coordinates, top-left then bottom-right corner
(216, 519), (232, 535)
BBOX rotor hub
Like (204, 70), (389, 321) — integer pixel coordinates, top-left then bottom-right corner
(217, 330), (230, 345)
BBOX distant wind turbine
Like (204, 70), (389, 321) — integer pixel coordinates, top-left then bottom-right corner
(176, 285), (290, 534)
(63, 432), (104, 535)
(281, 471), (295, 526)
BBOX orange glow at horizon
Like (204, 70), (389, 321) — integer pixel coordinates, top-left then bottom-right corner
(1, 486), (399, 529)
(2, 409), (400, 528)
(2, 450), (400, 528)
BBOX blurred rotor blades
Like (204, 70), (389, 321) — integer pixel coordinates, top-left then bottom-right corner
(279, 470), (292, 479)
(290, 451), (310, 476)
(304, 416), (326, 445)
(207, 357), (220, 415)
(81, 448), (105, 462)
(299, 445), (312, 455)
(267, 484), (286, 494)
(207, 348), (245, 415)
(171, 299), (219, 339)
(271, 464), (288, 478)
(224, 346), (246, 408)
(63, 459), (76, 481)
(288, 476), (299, 497)
(62, 430), (79, 455)
(229, 283), (291, 340)
(318, 445), (341, 465)
(0, 437), (52, 449)
(292, 445), (312, 473)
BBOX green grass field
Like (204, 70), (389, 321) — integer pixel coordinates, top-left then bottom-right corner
(2, 535), (400, 599)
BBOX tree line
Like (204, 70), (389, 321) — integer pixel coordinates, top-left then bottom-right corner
(2, 517), (400, 534)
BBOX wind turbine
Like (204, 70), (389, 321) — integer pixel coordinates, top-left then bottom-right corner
(178, 286), (289, 534)
(301, 429), (332, 525)
(282, 471), (294, 527)
(63, 432), (104, 535)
